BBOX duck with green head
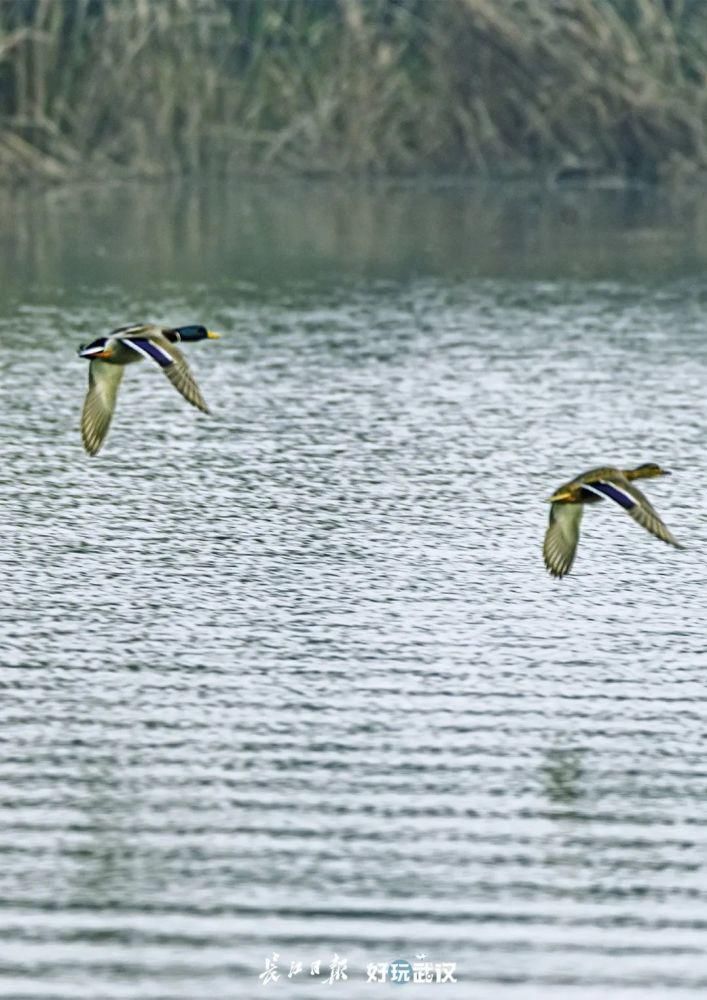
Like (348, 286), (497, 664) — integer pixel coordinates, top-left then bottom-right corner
(543, 463), (684, 578)
(77, 323), (220, 455)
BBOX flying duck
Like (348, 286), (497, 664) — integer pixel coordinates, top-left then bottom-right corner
(543, 463), (683, 577)
(77, 323), (220, 455)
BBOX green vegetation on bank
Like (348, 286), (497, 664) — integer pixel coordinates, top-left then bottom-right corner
(0, 0), (706, 184)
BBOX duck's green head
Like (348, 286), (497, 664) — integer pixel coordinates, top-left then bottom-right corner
(627, 462), (671, 480)
(172, 325), (221, 342)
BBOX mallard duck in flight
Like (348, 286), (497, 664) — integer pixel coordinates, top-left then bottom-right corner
(77, 323), (220, 455)
(543, 463), (683, 578)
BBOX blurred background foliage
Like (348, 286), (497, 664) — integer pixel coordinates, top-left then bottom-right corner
(0, 0), (706, 184)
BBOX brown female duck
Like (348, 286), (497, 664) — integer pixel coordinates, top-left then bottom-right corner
(543, 463), (683, 578)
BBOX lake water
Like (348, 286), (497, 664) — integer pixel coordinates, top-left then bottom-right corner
(1, 179), (707, 998)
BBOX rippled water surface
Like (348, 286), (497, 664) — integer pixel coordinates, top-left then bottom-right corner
(2, 181), (707, 998)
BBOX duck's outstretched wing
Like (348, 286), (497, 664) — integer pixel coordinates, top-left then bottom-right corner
(119, 335), (210, 414)
(543, 503), (583, 577)
(159, 341), (210, 414)
(581, 477), (684, 549)
(81, 360), (124, 455)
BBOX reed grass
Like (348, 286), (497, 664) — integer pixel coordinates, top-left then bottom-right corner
(0, 0), (705, 184)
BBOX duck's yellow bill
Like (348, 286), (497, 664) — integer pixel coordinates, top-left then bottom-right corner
(207, 330), (221, 339)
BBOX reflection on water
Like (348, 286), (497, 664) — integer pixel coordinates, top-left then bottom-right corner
(2, 178), (707, 299)
(543, 748), (585, 805)
(0, 180), (707, 998)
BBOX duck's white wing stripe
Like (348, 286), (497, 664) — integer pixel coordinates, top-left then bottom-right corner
(121, 339), (151, 360)
(78, 343), (108, 357)
(582, 481), (636, 510)
(120, 337), (174, 368)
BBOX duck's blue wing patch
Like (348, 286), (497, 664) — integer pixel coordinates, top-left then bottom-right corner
(583, 480), (636, 509)
(120, 337), (174, 368)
